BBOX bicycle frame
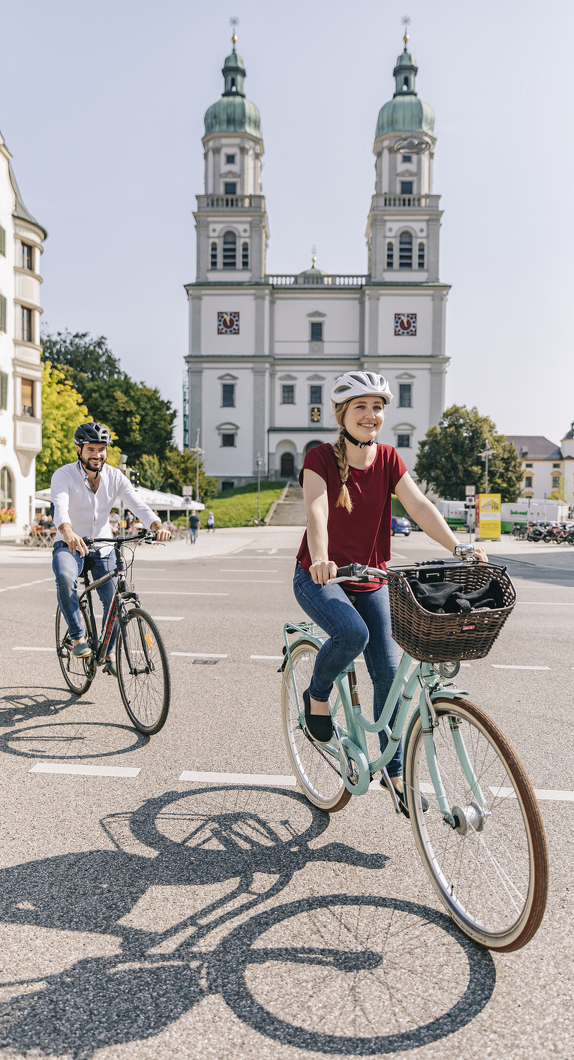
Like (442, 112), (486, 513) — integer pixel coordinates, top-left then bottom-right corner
(78, 541), (141, 669)
(283, 620), (481, 823)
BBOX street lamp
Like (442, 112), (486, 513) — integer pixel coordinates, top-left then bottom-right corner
(479, 444), (495, 493)
(256, 452), (263, 523)
(119, 454), (128, 534)
(190, 429), (204, 505)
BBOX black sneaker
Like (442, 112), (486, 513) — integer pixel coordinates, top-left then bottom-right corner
(380, 775), (429, 819)
(303, 688), (333, 744)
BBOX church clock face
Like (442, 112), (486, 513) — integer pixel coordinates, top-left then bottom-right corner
(394, 313), (417, 336)
(217, 311), (240, 335)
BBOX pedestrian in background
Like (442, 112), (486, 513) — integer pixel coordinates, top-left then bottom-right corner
(189, 512), (200, 544)
(206, 511), (215, 533)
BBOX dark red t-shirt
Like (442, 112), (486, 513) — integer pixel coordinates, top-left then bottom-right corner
(296, 443), (408, 591)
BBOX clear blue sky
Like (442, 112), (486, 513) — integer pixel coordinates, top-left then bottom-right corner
(0, 0), (572, 447)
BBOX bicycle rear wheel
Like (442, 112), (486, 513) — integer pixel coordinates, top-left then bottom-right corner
(55, 605), (95, 695)
(116, 609), (170, 734)
(405, 697), (548, 951)
(281, 639), (351, 813)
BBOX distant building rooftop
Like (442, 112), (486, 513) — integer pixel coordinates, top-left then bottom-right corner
(507, 435), (564, 461)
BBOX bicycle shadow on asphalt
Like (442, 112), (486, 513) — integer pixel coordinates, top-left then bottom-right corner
(0, 686), (83, 728)
(0, 714), (149, 759)
(0, 785), (496, 1057)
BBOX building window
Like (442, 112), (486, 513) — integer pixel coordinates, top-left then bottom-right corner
(210, 242), (218, 269)
(525, 476), (532, 488)
(386, 242), (394, 268)
(310, 385), (322, 404)
(0, 466), (14, 506)
(397, 434), (411, 448)
(224, 182), (237, 195)
(552, 476), (560, 489)
(418, 242), (425, 269)
(21, 307), (33, 342)
(281, 385), (295, 404)
(221, 480), (235, 490)
(21, 378), (34, 416)
(0, 226), (5, 256)
(22, 243), (33, 270)
(525, 462), (532, 468)
(221, 433), (236, 447)
(0, 371), (8, 410)
(402, 154), (412, 162)
(399, 231), (413, 268)
(400, 181), (413, 194)
(398, 383), (412, 408)
(242, 241), (249, 269)
(0, 295), (6, 333)
(310, 322), (323, 341)
(222, 231), (237, 268)
(225, 154), (236, 164)
(222, 383), (235, 407)
(552, 463), (561, 469)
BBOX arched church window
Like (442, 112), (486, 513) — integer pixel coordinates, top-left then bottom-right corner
(210, 242), (218, 269)
(222, 231), (237, 269)
(231, 78), (236, 93)
(242, 242), (249, 269)
(403, 76), (409, 91)
(386, 242), (394, 269)
(399, 231), (413, 269)
(418, 242), (425, 269)
(0, 465), (14, 507)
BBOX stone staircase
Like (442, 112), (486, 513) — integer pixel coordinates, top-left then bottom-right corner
(268, 482), (307, 526)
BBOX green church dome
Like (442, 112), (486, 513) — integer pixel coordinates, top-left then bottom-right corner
(375, 46), (435, 138)
(204, 44), (263, 140)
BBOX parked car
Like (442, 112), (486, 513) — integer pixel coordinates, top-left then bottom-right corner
(391, 516), (411, 536)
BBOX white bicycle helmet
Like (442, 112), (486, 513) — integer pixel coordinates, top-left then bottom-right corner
(330, 371), (393, 407)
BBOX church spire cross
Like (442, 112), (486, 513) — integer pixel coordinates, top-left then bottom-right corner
(229, 15), (239, 52)
(401, 15), (411, 50)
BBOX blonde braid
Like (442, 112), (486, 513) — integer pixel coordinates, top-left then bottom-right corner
(332, 400), (353, 512)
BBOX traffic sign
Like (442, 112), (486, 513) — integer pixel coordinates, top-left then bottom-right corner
(183, 495), (192, 506)
(183, 485), (192, 495)
(465, 485), (475, 496)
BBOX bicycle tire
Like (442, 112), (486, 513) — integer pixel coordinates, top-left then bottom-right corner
(55, 605), (95, 696)
(404, 696), (548, 951)
(281, 639), (351, 813)
(116, 608), (170, 734)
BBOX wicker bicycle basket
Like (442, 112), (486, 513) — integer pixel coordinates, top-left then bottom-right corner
(386, 563), (516, 662)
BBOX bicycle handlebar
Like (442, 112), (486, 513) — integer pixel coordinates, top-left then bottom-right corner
(328, 546), (479, 585)
(83, 530), (157, 547)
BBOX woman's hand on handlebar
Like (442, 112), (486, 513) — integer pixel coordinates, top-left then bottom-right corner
(473, 545), (488, 563)
(309, 559), (338, 585)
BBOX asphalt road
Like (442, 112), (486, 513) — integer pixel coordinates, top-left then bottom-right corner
(0, 530), (573, 1060)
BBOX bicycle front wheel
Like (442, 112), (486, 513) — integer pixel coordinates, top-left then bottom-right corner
(117, 609), (170, 734)
(405, 697), (548, 951)
(281, 639), (351, 813)
(55, 605), (95, 696)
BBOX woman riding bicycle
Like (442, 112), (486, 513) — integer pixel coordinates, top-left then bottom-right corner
(293, 371), (487, 814)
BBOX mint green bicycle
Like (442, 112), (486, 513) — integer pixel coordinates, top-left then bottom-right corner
(281, 554), (549, 952)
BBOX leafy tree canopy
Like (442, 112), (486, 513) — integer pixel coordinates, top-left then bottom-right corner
(41, 329), (176, 464)
(154, 447), (219, 504)
(36, 362), (120, 489)
(414, 405), (524, 502)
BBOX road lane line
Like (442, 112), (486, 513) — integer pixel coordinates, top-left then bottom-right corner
(151, 617), (183, 621)
(220, 569), (278, 573)
(1, 577), (53, 594)
(138, 579), (283, 584)
(492, 664), (551, 670)
(491, 787), (574, 802)
(138, 591), (229, 596)
(180, 770), (296, 785)
(29, 763), (141, 777)
(251, 655), (283, 660)
(171, 652), (228, 658)
(12, 647), (52, 652)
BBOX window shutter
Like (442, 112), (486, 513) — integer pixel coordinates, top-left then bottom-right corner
(0, 226), (5, 256)
(0, 372), (8, 410)
(0, 295), (6, 333)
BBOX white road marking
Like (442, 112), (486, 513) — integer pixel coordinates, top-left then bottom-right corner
(171, 652), (228, 658)
(151, 617), (183, 622)
(1, 577), (53, 594)
(138, 591), (229, 596)
(138, 579), (283, 584)
(460, 663), (472, 667)
(491, 786), (574, 802)
(12, 647), (52, 652)
(29, 763), (141, 778)
(251, 655), (283, 660)
(180, 770), (296, 785)
(220, 569), (278, 573)
(492, 664), (551, 670)
(390, 552), (407, 559)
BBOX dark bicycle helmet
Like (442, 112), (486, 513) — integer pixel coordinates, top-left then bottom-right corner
(74, 422), (112, 445)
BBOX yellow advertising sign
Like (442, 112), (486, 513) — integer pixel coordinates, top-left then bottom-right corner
(477, 494), (501, 540)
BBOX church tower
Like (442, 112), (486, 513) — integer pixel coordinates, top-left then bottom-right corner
(194, 31), (270, 282)
(366, 28), (442, 283)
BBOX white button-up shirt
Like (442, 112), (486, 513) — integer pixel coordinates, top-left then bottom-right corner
(51, 461), (157, 550)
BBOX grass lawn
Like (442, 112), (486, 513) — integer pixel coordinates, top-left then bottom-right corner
(180, 481), (287, 529)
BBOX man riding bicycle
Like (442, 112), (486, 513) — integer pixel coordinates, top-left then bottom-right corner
(51, 423), (170, 677)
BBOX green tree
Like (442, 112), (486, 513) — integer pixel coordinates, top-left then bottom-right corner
(158, 447), (219, 503)
(138, 454), (165, 491)
(414, 405), (524, 502)
(41, 329), (176, 464)
(547, 475), (569, 503)
(36, 362), (120, 489)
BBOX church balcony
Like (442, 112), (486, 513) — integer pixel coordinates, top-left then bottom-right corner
(197, 194), (266, 210)
(375, 193), (441, 209)
(267, 274), (367, 286)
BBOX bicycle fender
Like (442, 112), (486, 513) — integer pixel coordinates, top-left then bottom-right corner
(341, 738), (370, 796)
(430, 687), (469, 701)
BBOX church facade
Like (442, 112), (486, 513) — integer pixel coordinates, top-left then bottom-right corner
(185, 31), (449, 488)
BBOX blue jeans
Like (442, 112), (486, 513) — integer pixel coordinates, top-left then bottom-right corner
(52, 542), (118, 655)
(190, 527), (198, 544)
(293, 564), (402, 776)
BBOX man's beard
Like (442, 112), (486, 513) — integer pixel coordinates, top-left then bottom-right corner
(80, 454), (106, 474)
